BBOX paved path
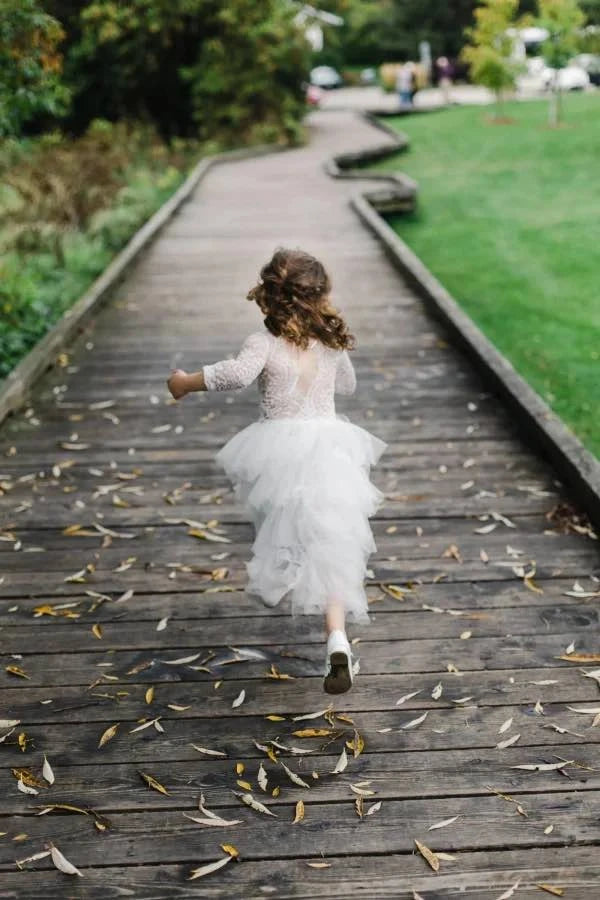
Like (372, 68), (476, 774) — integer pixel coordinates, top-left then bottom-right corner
(1, 110), (599, 898)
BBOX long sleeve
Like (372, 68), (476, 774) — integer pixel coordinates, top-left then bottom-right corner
(335, 349), (357, 395)
(203, 332), (270, 392)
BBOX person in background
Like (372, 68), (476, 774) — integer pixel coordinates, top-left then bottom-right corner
(436, 56), (454, 105)
(396, 62), (416, 107)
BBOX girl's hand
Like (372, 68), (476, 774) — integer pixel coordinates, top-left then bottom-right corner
(167, 368), (189, 400)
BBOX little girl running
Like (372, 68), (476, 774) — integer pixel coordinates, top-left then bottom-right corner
(167, 248), (386, 694)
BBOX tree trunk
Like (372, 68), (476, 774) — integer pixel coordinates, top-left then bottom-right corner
(548, 70), (562, 127)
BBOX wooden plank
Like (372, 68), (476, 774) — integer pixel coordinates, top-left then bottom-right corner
(0, 849), (598, 900)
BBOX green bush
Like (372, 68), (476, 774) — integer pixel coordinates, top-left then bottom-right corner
(0, 0), (70, 137)
(44, 0), (310, 145)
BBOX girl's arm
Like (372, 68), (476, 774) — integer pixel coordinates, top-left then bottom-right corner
(335, 349), (357, 395)
(167, 332), (269, 400)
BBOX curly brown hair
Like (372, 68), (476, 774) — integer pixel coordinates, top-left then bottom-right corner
(247, 248), (355, 351)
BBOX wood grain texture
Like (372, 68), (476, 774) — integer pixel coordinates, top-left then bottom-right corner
(0, 108), (599, 897)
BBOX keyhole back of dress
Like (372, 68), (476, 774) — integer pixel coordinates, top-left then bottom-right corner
(286, 338), (320, 412)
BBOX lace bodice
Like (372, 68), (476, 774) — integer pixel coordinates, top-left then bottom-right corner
(203, 330), (356, 419)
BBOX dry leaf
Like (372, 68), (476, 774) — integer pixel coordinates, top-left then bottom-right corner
(258, 763), (268, 791)
(145, 687), (155, 705)
(292, 706), (332, 721)
(557, 653), (600, 663)
(495, 882), (520, 900)
(184, 813), (242, 828)
(188, 856), (232, 880)
(365, 800), (382, 817)
(396, 690), (422, 706)
(139, 771), (169, 795)
(498, 717), (513, 734)
(293, 800), (305, 824)
(332, 747), (348, 774)
(414, 839), (439, 872)
(511, 760), (573, 772)
(428, 815), (458, 831)
(98, 723), (119, 748)
(497, 733), (520, 749)
(236, 780), (252, 790)
(232, 689), (246, 709)
(281, 762), (310, 789)
(42, 756), (55, 785)
(431, 682), (443, 700)
(221, 843), (239, 858)
(536, 886), (564, 897)
(293, 728), (332, 738)
(156, 617), (169, 632)
(6, 665), (30, 679)
(236, 791), (277, 817)
(401, 711), (428, 730)
(50, 844), (83, 877)
(307, 862), (331, 868)
(17, 778), (38, 795)
(191, 745), (227, 758)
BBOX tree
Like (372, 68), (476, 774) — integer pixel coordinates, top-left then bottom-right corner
(44, 0), (310, 145)
(537, 0), (585, 126)
(0, 0), (70, 137)
(461, 0), (524, 119)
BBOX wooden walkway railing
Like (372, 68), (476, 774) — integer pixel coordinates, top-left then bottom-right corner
(0, 108), (599, 898)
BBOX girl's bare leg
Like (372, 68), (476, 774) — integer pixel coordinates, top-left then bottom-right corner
(325, 596), (345, 635)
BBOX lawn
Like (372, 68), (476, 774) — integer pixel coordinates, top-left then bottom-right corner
(371, 93), (600, 457)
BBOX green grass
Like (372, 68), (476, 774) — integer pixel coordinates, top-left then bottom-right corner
(371, 94), (600, 458)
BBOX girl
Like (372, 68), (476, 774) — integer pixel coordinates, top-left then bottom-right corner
(167, 248), (386, 694)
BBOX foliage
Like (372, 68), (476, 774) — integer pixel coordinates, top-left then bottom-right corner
(40, 0), (310, 145)
(462, 0), (524, 112)
(0, 0), (70, 136)
(0, 121), (193, 376)
(369, 95), (600, 456)
(538, 0), (586, 68)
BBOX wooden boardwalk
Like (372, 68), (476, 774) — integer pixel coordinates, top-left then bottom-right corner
(1, 109), (599, 898)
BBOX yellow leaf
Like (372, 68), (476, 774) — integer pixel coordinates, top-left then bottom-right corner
(272, 786), (280, 797)
(307, 862), (331, 868)
(18, 733), (28, 752)
(236, 780), (252, 790)
(382, 584), (405, 599)
(221, 844), (239, 858)
(235, 762), (245, 775)
(92, 623), (103, 639)
(293, 728), (332, 738)
(139, 771), (169, 795)
(62, 524), (83, 535)
(98, 724), (119, 748)
(557, 652), (600, 663)
(145, 687), (155, 704)
(293, 800), (305, 824)
(346, 729), (365, 758)
(414, 839), (440, 872)
(11, 768), (44, 788)
(524, 576), (544, 594)
(266, 714), (286, 721)
(536, 886), (564, 897)
(265, 663), (295, 680)
(6, 665), (30, 679)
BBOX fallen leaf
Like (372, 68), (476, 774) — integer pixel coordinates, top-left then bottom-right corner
(511, 760), (573, 772)
(396, 690), (422, 706)
(332, 747), (348, 774)
(191, 745), (227, 758)
(145, 687), (155, 704)
(401, 711), (428, 730)
(292, 706), (333, 721)
(235, 791), (277, 817)
(498, 717), (513, 734)
(428, 815), (459, 831)
(557, 653), (600, 663)
(50, 844), (83, 877)
(188, 856), (232, 880)
(42, 756), (55, 785)
(156, 617), (169, 632)
(293, 800), (305, 824)
(414, 839), (439, 872)
(6, 665), (30, 679)
(495, 882), (520, 900)
(139, 771), (169, 795)
(497, 733), (521, 749)
(536, 885), (564, 897)
(232, 689), (246, 709)
(98, 724), (119, 748)
(281, 762), (310, 789)
(365, 800), (382, 816)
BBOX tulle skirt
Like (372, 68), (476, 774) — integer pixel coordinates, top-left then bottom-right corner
(215, 415), (387, 622)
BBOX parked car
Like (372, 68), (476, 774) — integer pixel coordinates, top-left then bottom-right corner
(309, 65), (343, 89)
(518, 57), (590, 92)
(574, 53), (600, 86)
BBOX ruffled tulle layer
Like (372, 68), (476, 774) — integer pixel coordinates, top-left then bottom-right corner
(215, 415), (387, 622)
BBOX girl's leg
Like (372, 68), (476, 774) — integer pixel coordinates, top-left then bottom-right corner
(323, 596), (352, 694)
(325, 595), (345, 635)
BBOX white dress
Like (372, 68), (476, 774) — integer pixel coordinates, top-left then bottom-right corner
(203, 329), (387, 622)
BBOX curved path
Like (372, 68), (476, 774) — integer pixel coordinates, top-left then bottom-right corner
(1, 110), (599, 898)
